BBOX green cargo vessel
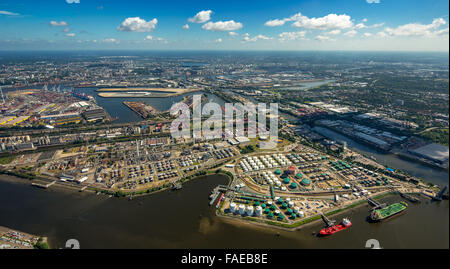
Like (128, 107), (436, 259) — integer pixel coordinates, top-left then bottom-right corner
(370, 202), (408, 221)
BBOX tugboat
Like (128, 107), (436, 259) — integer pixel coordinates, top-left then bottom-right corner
(319, 218), (352, 236)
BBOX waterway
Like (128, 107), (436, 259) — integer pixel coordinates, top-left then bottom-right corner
(75, 88), (225, 124)
(0, 174), (447, 249)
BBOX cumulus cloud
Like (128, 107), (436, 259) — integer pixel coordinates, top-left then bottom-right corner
(228, 31), (238, 36)
(292, 13), (353, 30)
(188, 10), (212, 23)
(327, 29), (341, 35)
(202, 20), (243, 31)
(63, 27), (71, 32)
(50, 21), (68, 26)
(344, 30), (357, 37)
(182, 24), (189, 30)
(278, 31), (306, 41)
(117, 17), (158, 32)
(265, 12), (354, 30)
(0, 10), (20, 16)
(376, 31), (388, 38)
(366, 0), (380, 3)
(384, 18), (447, 37)
(66, 0), (80, 3)
(145, 35), (166, 42)
(363, 32), (373, 37)
(243, 34), (271, 42)
(265, 19), (287, 27)
(215, 38), (222, 43)
(315, 35), (335, 41)
(65, 33), (76, 37)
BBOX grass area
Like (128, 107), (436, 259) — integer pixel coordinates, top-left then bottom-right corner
(0, 156), (16, 165)
(419, 127), (449, 146)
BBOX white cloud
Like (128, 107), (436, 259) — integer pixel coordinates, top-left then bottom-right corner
(265, 19), (287, 27)
(434, 28), (449, 36)
(278, 31), (306, 41)
(215, 38), (222, 43)
(327, 29), (341, 35)
(362, 18), (368, 23)
(291, 13), (353, 30)
(355, 23), (367, 29)
(265, 12), (354, 30)
(366, 0), (380, 3)
(202, 20), (243, 31)
(63, 27), (71, 33)
(384, 18), (447, 37)
(344, 30), (357, 37)
(363, 32), (373, 37)
(0, 10), (20, 16)
(182, 24), (189, 30)
(228, 31), (238, 36)
(65, 33), (76, 37)
(371, 22), (385, 28)
(315, 35), (335, 41)
(50, 21), (68, 26)
(243, 34), (272, 42)
(117, 17), (158, 32)
(145, 35), (166, 42)
(66, 0), (80, 3)
(376, 31), (388, 38)
(188, 10), (212, 23)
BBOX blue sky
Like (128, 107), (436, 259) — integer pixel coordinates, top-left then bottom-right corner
(0, 0), (448, 51)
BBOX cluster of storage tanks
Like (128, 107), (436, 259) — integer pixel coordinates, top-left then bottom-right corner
(272, 154), (293, 167)
(239, 154), (293, 173)
(229, 199), (306, 219)
(229, 203), (263, 217)
(275, 197), (306, 217)
(260, 171), (287, 190)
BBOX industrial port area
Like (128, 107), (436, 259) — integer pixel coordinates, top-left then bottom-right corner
(0, 25), (448, 252)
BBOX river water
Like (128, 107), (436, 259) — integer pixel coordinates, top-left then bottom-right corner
(0, 174), (447, 249)
(75, 88), (225, 123)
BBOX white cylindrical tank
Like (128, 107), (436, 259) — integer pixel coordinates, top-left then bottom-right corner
(288, 201), (294, 207)
(267, 201), (273, 206)
(298, 211), (305, 218)
(246, 206), (254, 216)
(239, 204), (246, 215)
(274, 210), (280, 215)
(229, 203), (237, 213)
(294, 206), (300, 213)
(255, 206), (263, 216)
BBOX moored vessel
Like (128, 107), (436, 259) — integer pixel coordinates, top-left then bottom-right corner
(370, 201), (407, 221)
(319, 218), (352, 236)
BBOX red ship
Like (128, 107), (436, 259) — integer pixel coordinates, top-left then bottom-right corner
(319, 218), (352, 236)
